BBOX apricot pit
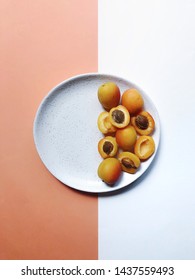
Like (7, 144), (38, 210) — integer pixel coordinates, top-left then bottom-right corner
(98, 136), (118, 159)
(118, 152), (140, 174)
(109, 105), (130, 128)
(131, 111), (155, 135)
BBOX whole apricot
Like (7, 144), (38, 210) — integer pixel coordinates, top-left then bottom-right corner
(115, 125), (137, 151)
(98, 158), (122, 185)
(98, 82), (120, 110)
(121, 88), (144, 115)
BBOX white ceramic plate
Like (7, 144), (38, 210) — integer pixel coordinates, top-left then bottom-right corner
(33, 73), (160, 193)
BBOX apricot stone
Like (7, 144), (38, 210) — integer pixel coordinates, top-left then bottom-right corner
(131, 111), (155, 135)
(109, 105), (130, 128)
(98, 136), (118, 159)
(118, 151), (140, 174)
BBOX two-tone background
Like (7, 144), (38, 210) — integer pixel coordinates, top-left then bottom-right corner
(1, 0), (195, 260)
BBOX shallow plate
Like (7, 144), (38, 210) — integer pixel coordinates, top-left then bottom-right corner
(33, 73), (160, 193)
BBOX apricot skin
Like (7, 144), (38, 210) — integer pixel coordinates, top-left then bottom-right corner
(121, 88), (144, 115)
(98, 82), (120, 110)
(115, 125), (137, 151)
(98, 158), (122, 185)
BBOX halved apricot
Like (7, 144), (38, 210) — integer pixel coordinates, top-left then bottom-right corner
(121, 88), (144, 115)
(98, 82), (120, 110)
(134, 135), (155, 160)
(118, 152), (140, 174)
(109, 105), (130, 128)
(97, 111), (117, 134)
(98, 158), (122, 185)
(131, 111), (155, 135)
(98, 136), (118, 159)
(115, 125), (137, 151)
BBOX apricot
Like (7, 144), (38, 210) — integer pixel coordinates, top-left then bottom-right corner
(118, 152), (140, 174)
(115, 125), (137, 151)
(97, 111), (117, 134)
(109, 105), (130, 128)
(134, 135), (155, 160)
(98, 82), (120, 110)
(131, 111), (155, 135)
(121, 88), (144, 115)
(98, 136), (118, 159)
(98, 158), (122, 185)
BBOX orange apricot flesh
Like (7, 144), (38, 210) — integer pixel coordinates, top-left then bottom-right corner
(134, 135), (155, 160)
(97, 111), (117, 134)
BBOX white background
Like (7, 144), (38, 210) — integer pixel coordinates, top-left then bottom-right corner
(98, 0), (195, 259)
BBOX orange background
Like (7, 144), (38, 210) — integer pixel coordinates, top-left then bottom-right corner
(0, 0), (98, 259)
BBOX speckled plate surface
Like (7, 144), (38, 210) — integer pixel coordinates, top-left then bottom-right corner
(33, 73), (160, 193)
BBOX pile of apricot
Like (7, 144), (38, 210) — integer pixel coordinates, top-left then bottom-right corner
(97, 82), (156, 186)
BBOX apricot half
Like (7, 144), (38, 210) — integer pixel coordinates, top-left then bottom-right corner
(118, 152), (140, 174)
(98, 82), (120, 110)
(97, 111), (117, 134)
(121, 88), (144, 115)
(98, 136), (118, 159)
(131, 111), (155, 135)
(115, 125), (137, 151)
(98, 158), (122, 185)
(134, 135), (155, 160)
(109, 105), (130, 128)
